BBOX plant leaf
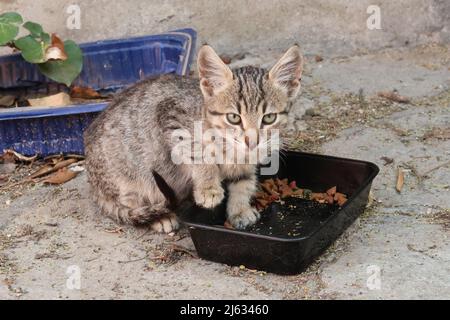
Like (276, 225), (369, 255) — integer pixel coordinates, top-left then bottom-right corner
(0, 12), (23, 45)
(38, 40), (83, 86)
(23, 21), (44, 37)
(14, 35), (45, 63)
(41, 32), (51, 45)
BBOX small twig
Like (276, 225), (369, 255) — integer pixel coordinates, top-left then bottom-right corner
(118, 253), (149, 264)
(103, 227), (124, 234)
(402, 163), (423, 184)
(422, 160), (450, 177)
(170, 244), (197, 258)
(0, 176), (46, 192)
(135, 228), (151, 240)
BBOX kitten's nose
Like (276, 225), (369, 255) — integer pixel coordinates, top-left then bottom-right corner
(244, 135), (258, 150)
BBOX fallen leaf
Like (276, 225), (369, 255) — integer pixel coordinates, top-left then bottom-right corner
(29, 158), (79, 179)
(29, 164), (54, 179)
(3, 149), (37, 162)
(315, 55), (323, 62)
(44, 34), (68, 61)
(0, 95), (16, 107)
(1, 151), (16, 164)
(396, 167), (404, 193)
(43, 167), (78, 184)
(52, 158), (78, 171)
(70, 86), (103, 99)
(224, 221), (234, 229)
(378, 91), (410, 103)
(381, 156), (394, 166)
(28, 92), (71, 107)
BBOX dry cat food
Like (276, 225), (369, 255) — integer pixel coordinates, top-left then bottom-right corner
(254, 178), (348, 211)
(223, 178), (348, 230)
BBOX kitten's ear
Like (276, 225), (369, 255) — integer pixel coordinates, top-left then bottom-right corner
(197, 45), (233, 98)
(268, 45), (303, 99)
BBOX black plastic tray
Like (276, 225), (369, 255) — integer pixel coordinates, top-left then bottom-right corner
(180, 151), (379, 275)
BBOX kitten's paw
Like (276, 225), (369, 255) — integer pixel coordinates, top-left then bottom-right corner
(194, 185), (224, 208)
(151, 214), (179, 234)
(228, 207), (261, 230)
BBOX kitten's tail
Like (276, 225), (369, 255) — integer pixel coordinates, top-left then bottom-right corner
(152, 170), (178, 209)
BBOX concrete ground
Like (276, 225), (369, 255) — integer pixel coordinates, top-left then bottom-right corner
(0, 44), (449, 299)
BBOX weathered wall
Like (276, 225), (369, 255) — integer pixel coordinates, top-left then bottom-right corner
(1, 0), (449, 56)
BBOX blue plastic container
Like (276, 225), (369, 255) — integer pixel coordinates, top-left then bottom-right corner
(0, 28), (196, 156)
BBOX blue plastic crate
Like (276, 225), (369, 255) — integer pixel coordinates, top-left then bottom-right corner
(0, 28), (196, 156)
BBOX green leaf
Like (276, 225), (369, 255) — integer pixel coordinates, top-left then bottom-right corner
(0, 12), (23, 45)
(41, 32), (51, 45)
(23, 21), (43, 37)
(38, 40), (83, 86)
(0, 12), (23, 24)
(14, 35), (45, 63)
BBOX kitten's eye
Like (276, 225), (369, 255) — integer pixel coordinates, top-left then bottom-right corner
(226, 113), (241, 125)
(262, 113), (277, 125)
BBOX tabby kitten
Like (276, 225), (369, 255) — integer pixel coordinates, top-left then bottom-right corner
(84, 45), (303, 232)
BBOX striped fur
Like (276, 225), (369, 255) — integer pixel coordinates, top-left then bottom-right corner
(84, 45), (303, 232)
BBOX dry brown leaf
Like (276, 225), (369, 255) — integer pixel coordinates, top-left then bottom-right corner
(44, 34), (68, 61)
(396, 167), (404, 193)
(1, 152), (15, 164)
(29, 158), (79, 179)
(3, 149), (37, 162)
(43, 167), (78, 184)
(0, 95), (16, 107)
(224, 221), (234, 229)
(70, 86), (103, 99)
(28, 92), (72, 107)
(52, 158), (78, 171)
(378, 91), (410, 103)
(29, 164), (54, 179)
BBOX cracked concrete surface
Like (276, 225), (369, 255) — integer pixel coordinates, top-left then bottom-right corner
(0, 44), (449, 300)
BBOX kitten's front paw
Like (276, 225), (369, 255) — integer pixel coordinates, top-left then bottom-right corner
(228, 207), (261, 230)
(194, 185), (225, 208)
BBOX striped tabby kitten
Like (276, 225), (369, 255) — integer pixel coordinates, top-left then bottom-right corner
(84, 45), (303, 232)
